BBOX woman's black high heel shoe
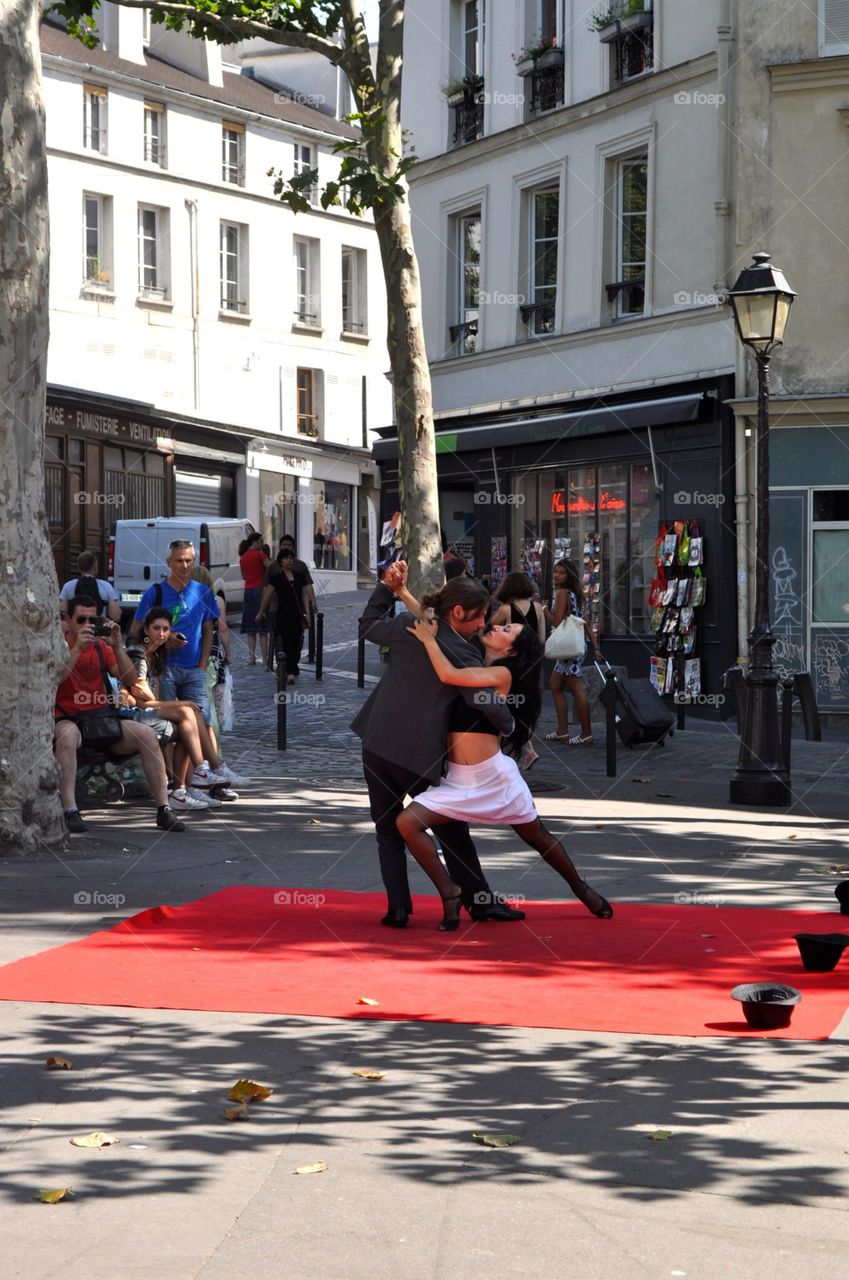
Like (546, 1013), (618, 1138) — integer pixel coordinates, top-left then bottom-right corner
(577, 881), (613, 919)
(438, 891), (464, 932)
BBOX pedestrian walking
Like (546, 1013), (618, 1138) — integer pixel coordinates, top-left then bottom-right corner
(239, 533), (270, 666)
(543, 559), (603, 746)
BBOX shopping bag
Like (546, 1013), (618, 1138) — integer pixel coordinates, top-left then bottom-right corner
(544, 614), (586, 661)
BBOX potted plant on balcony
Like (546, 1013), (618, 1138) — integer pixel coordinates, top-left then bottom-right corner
(588, 0), (652, 43)
(512, 33), (562, 77)
(442, 76), (468, 108)
(84, 256), (112, 291)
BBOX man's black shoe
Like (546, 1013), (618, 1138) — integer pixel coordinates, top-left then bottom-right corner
(64, 809), (88, 834)
(467, 901), (526, 922)
(156, 806), (186, 833)
(381, 908), (410, 928)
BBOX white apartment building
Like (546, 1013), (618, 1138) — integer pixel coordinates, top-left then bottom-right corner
(375, 0), (740, 701)
(42, 9), (391, 592)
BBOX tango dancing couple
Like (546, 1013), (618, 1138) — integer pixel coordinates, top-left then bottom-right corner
(352, 561), (613, 932)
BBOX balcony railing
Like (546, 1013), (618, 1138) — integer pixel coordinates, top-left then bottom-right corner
(451, 79), (485, 146)
(598, 12), (654, 83)
(297, 415), (320, 438)
(448, 318), (479, 355)
(606, 278), (646, 316)
(519, 301), (556, 336)
(530, 63), (565, 113)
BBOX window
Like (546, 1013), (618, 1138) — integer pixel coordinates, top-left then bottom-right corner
(521, 188), (558, 336)
(294, 142), (318, 204)
(293, 237), (320, 325)
(105, 447), (166, 520)
(222, 123), (244, 185)
(463, 0), (485, 77)
(538, 0), (558, 43)
(137, 205), (168, 299)
(311, 479), (352, 570)
(83, 84), (107, 153)
(608, 156), (648, 319)
(82, 194), (112, 290)
(599, 4), (654, 83)
(296, 369), (319, 437)
(341, 247), (368, 334)
(510, 463), (658, 633)
(449, 213), (480, 354)
(820, 0), (849, 55)
(220, 221), (248, 315)
(144, 102), (166, 166)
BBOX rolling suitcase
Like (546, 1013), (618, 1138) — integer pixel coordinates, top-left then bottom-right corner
(595, 662), (675, 748)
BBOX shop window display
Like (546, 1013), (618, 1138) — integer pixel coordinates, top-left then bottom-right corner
(311, 479), (352, 571)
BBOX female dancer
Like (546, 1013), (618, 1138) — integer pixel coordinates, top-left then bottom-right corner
(126, 607), (229, 810)
(490, 571), (546, 769)
(395, 602), (613, 931)
(544, 559), (602, 746)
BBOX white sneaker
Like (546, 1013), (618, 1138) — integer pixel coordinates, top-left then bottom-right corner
(188, 787), (222, 808)
(169, 788), (209, 811)
(215, 762), (249, 786)
(189, 761), (228, 788)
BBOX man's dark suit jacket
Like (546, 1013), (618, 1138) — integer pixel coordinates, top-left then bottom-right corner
(351, 583), (512, 784)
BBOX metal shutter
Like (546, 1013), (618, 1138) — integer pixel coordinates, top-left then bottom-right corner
(174, 470), (222, 517)
(823, 0), (849, 51)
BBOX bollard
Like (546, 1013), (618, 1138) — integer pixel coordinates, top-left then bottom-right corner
(307, 612), (316, 664)
(780, 678), (794, 774)
(357, 634), (365, 689)
(315, 611), (324, 681)
(675, 651), (686, 731)
(792, 671), (822, 742)
(276, 649), (287, 750)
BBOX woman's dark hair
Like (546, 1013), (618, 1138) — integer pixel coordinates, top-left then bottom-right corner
(239, 531), (263, 556)
(495, 571), (536, 603)
(555, 558), (584, 607)
(422, 577), (489, 621)
(443, 554), (468, 581)
(141, 606), (173, 679)
(496, 625), (544, 755)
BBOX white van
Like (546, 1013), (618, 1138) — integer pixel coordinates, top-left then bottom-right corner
(109, 517), (257, 620)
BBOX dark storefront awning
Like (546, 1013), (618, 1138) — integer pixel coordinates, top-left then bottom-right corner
(372, 393), (704, 461)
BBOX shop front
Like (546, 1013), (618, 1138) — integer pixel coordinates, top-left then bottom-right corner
(45, 388), (175, 586)
(373, 378), (738, 711)
(247, 441), (376, 592)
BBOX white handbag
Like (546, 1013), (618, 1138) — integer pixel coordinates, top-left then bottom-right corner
(544, 614), (586, 661)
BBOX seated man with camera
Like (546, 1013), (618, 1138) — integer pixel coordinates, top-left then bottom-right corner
(54, 597), (187, 834)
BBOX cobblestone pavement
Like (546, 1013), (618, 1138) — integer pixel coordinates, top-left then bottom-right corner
(222, 588), (849, 821)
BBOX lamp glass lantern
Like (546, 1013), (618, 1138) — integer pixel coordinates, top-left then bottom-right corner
(727, 251), (796, 354)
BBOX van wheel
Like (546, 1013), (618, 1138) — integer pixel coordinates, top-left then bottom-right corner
(105, 780), (125, 800)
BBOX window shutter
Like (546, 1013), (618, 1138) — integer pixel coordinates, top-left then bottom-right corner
(822, 0), (849, 53)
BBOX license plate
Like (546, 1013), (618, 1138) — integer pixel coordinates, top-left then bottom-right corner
(121, 592), (143, 604)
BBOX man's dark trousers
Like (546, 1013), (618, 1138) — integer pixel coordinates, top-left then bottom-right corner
(362, 748), (488, 913)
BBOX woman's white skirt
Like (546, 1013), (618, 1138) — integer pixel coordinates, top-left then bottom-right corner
(415, 752), (537, 826)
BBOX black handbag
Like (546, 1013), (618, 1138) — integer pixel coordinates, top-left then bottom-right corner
(76, 645), (123, 749)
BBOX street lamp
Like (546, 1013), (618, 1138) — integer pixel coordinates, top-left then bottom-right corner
(727, 251), (796, 806)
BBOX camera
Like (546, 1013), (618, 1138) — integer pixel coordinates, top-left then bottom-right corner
(172, 632), (187, 643)
(91, 616), (114, 637)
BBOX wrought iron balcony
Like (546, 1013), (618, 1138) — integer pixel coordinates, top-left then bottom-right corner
(448, 318), (479, 354)
(451, 78), (485, 146)
(530, 63), (565, 113)
(519, 301), (556, 336)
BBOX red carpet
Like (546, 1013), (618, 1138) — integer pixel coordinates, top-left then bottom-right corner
(1, 888), (847, 1039)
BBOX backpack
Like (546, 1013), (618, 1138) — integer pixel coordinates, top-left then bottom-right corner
(72, 576), (107, 615)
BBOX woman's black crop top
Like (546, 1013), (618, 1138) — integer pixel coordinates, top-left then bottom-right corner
(447, 696), (502, 737)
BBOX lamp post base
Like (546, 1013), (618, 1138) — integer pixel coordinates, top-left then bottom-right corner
(729, 769), (791, 807)
(728, 664), (791, 807)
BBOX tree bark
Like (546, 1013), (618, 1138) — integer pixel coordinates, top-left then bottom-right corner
(0, 0), (66, 853)
(368, 0), (442, 594)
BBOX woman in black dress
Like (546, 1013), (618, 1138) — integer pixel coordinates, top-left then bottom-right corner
(257, 549), (309, 684)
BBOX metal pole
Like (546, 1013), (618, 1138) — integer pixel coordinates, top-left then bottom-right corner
(729, 351), (791, 805)
(276, 648), (287, 750)
(781, 678), (793, 774)
(307, 612), (316, 663)
(315, 611), (324, 681)
(357, 634), (365, 688)
(605, 672), (617, 778)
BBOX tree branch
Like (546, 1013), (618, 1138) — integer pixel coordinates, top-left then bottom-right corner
(106, 0), (345, 61)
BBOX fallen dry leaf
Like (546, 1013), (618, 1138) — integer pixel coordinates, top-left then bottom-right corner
(352, 1069), (385, 1080)
(46, 1056), (72, 1071)
(472, 1132), (521, 1148)
(295, 1161), (327, 1175)
(633, 777), (652, 784)
(788, 834), (798, 840)
(38, 1187), (74, 1204)
(647, 1130), (673, 1141)
(595, 824), (605, 830)
(224, 1103), (249, 1122)
(357, 997), (379, 1007)
(228, 1079), (273, 1103)
(69, 1132), (118, 1149)
(309, 818), (322, 825)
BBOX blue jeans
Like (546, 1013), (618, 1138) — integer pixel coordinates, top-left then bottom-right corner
(158, 663), (211, 725)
